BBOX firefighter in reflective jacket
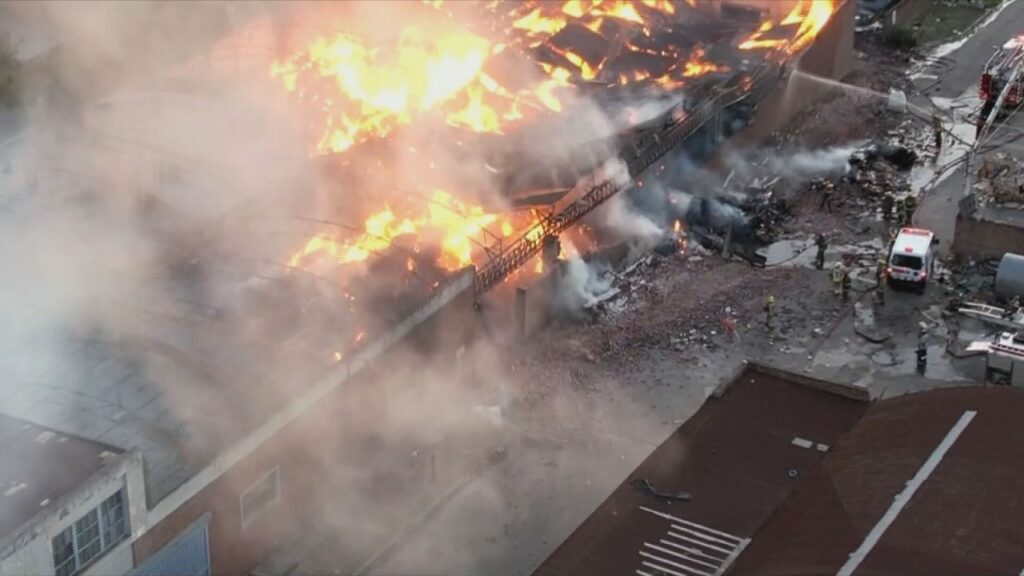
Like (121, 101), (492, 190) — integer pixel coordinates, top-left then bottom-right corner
(831, 261), (845, 297)
(895, 197), (907, 227)
(874, 258), (887, 305)
(764, 295), (775, 328)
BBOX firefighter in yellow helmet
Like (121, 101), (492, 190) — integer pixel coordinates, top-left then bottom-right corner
(831, 260), (845, 297)
(764, 295), (775, 328)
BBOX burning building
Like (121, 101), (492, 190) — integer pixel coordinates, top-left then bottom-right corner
(0, 2), (849, 575)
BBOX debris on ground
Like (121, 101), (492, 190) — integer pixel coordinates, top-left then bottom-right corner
(631, 478), (692, 503)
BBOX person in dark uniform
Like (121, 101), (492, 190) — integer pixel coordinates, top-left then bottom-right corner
(819, 183), (834, 213)
(814, 233), (827, 270)
(904, 194), (917, 227)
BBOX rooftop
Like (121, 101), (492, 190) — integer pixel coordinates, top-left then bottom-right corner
(535, 364), (1024, 576)
(0, 413), (121, 538)
(533, 364), (870, 576)
(731, 385), (1024, 575)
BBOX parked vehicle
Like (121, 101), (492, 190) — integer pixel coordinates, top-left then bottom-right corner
(886, 227), (937, 293)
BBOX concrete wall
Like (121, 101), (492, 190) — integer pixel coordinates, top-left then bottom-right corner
(952, 214), (1024, 263)
(131, 269), (477, 575)
(0, 451), (147, 576)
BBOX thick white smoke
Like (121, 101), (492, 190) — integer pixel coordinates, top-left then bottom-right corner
(762, 144), (861, 179)
(554, 249), (614, 313)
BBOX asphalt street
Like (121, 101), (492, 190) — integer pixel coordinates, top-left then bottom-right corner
(928, 0), (1024, 99)
(913, 0), (1024, 255)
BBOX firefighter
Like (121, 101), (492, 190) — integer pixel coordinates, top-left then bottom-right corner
(831, 261), (845, 297)
(916, 326), (928, 373)
(874, 258), (887, 306)
(881, 192), (894, 223)
(932, 114), (943, 153)
(904, 194), (917, 226)
(895, 197), (907, 228)
(814, 233), (827, 270)
(916, 339), (928, 373)
(819, 182), (834, 213)
(841, 268), (852, 303)
(764, 295), (775, 328)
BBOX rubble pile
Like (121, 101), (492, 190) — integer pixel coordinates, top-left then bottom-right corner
(976, 152), (1024, 207)
(742, 191), (793, 244)
(947, 259), (999, 302)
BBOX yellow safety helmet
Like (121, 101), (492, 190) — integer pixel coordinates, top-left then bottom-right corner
(767, 295), (775, 304)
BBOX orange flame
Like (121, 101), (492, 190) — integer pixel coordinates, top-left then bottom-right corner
(739, 0), (836, 54)
(276, 0), (835, 275)
(288, 191), (547, 272)
(682, 48), (724, 77)
(273, 22), (569, 153)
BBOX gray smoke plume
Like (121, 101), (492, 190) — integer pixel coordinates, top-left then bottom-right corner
(761, 144), (861, 179)
(555, 252), (615, 313)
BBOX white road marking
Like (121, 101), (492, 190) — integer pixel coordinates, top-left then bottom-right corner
(791, 437), (813, 449)
(837, 410), (977, 576)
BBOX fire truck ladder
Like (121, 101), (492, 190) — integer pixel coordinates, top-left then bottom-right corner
(979, 50), (1024, 141)
(473, 65), (780, 296)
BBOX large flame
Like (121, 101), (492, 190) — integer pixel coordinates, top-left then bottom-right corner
(288, 190), (543, 272)
(277, 0), (839, 276)
(271, 26), (563, 153)
(739, 0), (836, 54)
(271, 0), (740, 154)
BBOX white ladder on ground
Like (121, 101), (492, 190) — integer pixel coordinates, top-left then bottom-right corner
(635, 506), (750, 576)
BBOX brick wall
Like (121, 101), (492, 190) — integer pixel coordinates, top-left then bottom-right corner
(952, 215), (1024, 262)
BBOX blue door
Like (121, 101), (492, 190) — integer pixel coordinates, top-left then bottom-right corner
(130, 514), (210, 576)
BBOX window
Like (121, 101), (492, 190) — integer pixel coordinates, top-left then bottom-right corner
(52, 489), (129, 576)
(240, 467), (280, 528)
(892, 254), (923, 269)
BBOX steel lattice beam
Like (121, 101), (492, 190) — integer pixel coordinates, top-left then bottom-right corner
(474, 63), (781, 295)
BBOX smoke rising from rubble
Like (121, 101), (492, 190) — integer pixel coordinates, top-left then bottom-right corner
(556, 251), (615, 313)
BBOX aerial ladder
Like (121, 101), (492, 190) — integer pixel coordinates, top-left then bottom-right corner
(473, 63), (783, 295)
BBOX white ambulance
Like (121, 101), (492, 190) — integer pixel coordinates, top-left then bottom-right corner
(887, 227), (937, 293)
